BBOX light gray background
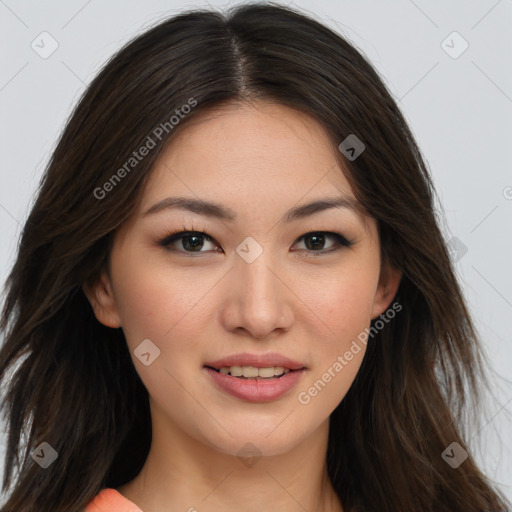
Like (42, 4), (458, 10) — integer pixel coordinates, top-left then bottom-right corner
(0, 0), (511, 505)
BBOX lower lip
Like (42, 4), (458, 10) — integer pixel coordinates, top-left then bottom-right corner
(204, 367), (305, 402)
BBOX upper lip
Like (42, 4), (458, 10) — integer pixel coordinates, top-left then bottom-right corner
(204, 352), (306, 371)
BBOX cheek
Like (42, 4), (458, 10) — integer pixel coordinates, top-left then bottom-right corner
(110, 262), (211, 412)
(112, 259), (212, 346)
(296, 281), (374, 414)
(295, 256), (379, 409)
(302, 261), (379, 348)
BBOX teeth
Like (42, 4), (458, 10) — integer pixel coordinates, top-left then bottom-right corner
(229, 366), (243, 377)
(217, 365), (294, 378)
(242, 366), (259, 378)
(258, 367), (275, 378)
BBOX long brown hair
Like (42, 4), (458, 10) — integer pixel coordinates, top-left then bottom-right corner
(0, 3), (509, 511)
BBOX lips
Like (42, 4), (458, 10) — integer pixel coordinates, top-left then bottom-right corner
(204, 352), (306, 371)
(203, 352), (307, 402)
(204, 366), (306, 402)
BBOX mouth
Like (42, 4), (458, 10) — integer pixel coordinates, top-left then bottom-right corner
(204, 352), (306, 375)
(204, 364), (306, 402)
(205, 365), (301, 380)
(203, 353), (307, 402)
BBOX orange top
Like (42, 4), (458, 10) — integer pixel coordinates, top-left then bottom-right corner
(84, 488), (143, 512)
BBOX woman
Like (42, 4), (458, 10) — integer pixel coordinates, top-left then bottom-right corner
(0, 3), (509, 511)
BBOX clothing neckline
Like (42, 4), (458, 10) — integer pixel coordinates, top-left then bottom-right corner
(87, 487), (143, 512)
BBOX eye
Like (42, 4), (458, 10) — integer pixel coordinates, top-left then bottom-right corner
(292, 231), (353, 256)
(158, 229), (219, 254)
(158, 226), (354, 256)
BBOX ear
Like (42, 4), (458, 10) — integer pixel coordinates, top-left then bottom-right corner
(82, 269), (122, 328)
(371, 263), (402, 319)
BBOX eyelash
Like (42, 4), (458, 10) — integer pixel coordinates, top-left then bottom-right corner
(157, 223), (354, 257)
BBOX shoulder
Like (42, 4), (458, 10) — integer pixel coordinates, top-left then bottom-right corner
(84, 488), (143, 512)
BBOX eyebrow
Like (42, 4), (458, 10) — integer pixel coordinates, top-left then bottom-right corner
(143, 195), (366, 224)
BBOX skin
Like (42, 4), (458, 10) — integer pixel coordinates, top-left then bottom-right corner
(84, 101), (401, 512)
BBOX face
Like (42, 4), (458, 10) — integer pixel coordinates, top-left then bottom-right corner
(84, 101), (401, 458)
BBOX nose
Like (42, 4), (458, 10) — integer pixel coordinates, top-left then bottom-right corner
(220, 249), (294, 339)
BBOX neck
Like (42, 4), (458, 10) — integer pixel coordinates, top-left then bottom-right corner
(117, 405), (343, 512)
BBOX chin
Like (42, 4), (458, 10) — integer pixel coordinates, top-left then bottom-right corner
(200, 423), (310, 460)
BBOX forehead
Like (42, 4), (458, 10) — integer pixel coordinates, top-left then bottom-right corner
(142, 101), (357, 210)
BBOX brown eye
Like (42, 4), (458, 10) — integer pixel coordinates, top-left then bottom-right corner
(293, 231), (353, 254)
(159, 231), (219, 253)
